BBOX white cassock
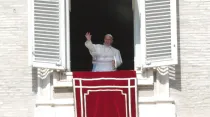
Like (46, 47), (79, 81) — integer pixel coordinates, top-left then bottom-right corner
(85, 40), (123, 72)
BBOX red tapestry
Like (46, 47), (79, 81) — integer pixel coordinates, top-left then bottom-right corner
(73, 70), (137, 117)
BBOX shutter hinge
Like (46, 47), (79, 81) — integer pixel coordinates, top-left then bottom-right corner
(136, 66), (145, 74)
(32, 45), (35, 56)
(32, 51), (35, 56)
(146, 61), (151, 65)
(56, 58), (62, 66)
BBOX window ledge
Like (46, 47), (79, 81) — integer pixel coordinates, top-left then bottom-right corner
(53, 71), (154, 88)
(139, 97), (175, 104)
(36, 97), (174, 106)
(36, 98), (74, 106)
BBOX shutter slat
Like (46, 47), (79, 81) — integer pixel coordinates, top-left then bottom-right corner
(146, 23), (170, 28)
(35, 47), (59, 52)
(35, 51), (59, 54)
(35, 10), (59, 14)
(35, 37), (58, 40)
(35, 31), (59, 35)
(35, 0), (58, 4)
(146, 15), (170, 20)
(146, 18), (170, 23)
(35, 44), (59, 48)
(35, 34), (59, 38)
(34, 13), (58, 18)
(35, 24), (59, 28)
(35, 39), (59, 43)
(146, 25), (170, 31)
(148, 21), (170, 26)
(35, 16), (59, 19)
(147, 48), (171, 53)
(147, 38), (170, 43)
(35, 54), (60, 58)
(146, 28), (170, 34)
(146, 45), (171, 49)
(34, 9), (59, 16)
(34, 7), (59, 11)
(146, 32), (171, 37)
(35, 28), (59, 32)
(34, 4), (59, 8)
(146, 31), (171, 35)
(147, 52), (171, 57)
(35, 23), (59, 27)
(147, 42), (171, 46)
(35, 33), (59, 36)
(146, 0), (169, 5)
(146, 35), (171, 40)
(35, 41), (59, 45)
(146, 8), (170, 13)
(146, 11), (170, 15)
(35, 17), (59, 21)
(35, 20), (59, 23)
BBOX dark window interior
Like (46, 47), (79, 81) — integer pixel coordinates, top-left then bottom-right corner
(70, 0), (134, 71)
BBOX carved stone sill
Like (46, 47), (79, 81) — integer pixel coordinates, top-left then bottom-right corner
(139, 97), (175, 104)
(36, 99), (74, 106)
(36, 97), (174, 106)
(53, 70), (154, 88)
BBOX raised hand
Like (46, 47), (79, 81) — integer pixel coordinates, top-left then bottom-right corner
(85, 32), (92, 40)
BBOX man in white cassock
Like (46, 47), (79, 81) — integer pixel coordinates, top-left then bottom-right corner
(85, 32), (123, 72)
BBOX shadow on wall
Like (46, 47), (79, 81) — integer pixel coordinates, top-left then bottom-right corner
(32, 68), (54, 93)
(169, 0), (181, 91)
(32, 68), (38, 93)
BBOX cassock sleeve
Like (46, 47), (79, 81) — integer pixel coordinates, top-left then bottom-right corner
(85, 40), (95, 51)
(114, 50), (123, 68)
(85, 40), (97, 58)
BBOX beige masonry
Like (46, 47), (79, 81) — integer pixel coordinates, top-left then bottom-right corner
(0, 0), (210, 117)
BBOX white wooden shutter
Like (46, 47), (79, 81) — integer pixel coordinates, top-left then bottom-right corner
(29, 0), (67, 70)
(140, 0), (177, 68)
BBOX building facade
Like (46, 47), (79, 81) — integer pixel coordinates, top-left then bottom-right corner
(0, 0), (210, 117)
